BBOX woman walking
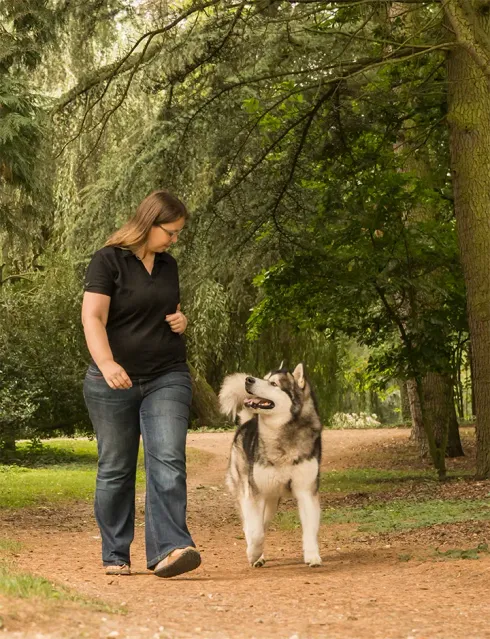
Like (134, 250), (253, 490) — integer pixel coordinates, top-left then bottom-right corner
(82, 189), (200, 578)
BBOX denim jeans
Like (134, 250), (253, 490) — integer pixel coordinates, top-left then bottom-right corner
(83, 366), (195, 569)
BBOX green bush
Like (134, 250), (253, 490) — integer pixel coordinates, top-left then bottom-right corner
(0, 257), (91, 450)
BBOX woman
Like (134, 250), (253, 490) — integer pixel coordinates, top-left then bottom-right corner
(82, 189), (201, 578)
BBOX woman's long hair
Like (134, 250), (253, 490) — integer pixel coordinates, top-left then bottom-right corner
(105, 189), (189, 254)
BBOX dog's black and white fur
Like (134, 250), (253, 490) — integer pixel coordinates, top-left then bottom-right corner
(219, 363), (323, 568)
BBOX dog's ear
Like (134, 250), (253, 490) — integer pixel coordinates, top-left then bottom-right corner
(292, 363), (305, 389)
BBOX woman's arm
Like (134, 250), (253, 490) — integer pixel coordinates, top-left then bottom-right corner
(81, 292), (132, 389)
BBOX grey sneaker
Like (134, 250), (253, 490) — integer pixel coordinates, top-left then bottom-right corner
(105, 564), (130, 576)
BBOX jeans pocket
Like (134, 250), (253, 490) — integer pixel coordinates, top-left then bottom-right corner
(86, 364), (105, 380)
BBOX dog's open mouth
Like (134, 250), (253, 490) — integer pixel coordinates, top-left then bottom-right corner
(244, 397), (275, 410)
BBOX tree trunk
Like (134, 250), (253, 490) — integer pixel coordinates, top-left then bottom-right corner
(447, 405), (465, 458)
(0, 426), (17, 457)
(408, 373), (464, 460)
(399, 380), (411, 423)
(421, 373), (450, 467)
(424, 372), (464, 458)
(468, 341), (476, 419)
(188, 364), (229, 429)
(407, 378), (428, 457)
(446, 21), (490, 477)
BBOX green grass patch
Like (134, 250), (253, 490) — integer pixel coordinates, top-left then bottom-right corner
(0, 439), (207, 509)
(276, 498), (490, 533)
(319, 468), (439, 493)
(0, 439), (100, 467)
(434, 543), (489, 561)
(0, 561), (122, 612)
(0, 465), (113, 509)
(0, 537), (121, 612)
(0, 538), (22, 554)
(322, 498), (490, 533)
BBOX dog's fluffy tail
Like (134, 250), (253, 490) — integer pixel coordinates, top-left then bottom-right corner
(219, 373), (250, 420)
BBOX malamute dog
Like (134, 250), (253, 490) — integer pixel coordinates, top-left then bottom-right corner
(219, 363), (323, 568)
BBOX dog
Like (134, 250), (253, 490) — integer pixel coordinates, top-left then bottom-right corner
(219, 363), (323, 568)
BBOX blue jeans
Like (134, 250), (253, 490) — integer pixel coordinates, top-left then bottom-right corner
(83, 366), (195, 569)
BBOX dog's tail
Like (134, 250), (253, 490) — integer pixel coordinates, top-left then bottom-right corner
(219, 373), (250, 421)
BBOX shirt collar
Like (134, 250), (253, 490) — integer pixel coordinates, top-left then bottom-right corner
(120, 248), (169, 262)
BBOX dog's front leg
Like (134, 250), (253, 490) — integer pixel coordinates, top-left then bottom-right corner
(239, 495), (266, 567)
(295, 490), (322, 567)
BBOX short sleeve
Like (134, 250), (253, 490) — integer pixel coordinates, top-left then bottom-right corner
(83, 251), (115, 296)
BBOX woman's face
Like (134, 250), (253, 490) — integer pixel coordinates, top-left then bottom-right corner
(147, 217), (186, 253)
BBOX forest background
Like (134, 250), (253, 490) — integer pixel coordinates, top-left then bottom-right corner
(2, 0), (490, 481)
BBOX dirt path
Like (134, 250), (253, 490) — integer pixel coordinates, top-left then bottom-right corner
(2, 429), (490, 639)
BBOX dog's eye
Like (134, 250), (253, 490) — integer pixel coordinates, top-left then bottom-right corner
(270, 381), (277, 387)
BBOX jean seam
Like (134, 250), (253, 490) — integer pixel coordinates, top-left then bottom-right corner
(144, 442), (160, 560)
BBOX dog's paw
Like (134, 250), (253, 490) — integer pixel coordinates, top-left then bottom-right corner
(305, 554), (322, 567)
(251, 555), (266, 568)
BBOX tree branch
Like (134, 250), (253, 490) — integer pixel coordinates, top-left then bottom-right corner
(443, 0), (490, 82)
(53, 0), (224, 113)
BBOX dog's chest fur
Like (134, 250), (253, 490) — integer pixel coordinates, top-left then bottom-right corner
(228, 415), (321, 498)
(252, 457), (319, 497)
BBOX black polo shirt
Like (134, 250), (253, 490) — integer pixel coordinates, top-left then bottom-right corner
(83, 246), (188, 379)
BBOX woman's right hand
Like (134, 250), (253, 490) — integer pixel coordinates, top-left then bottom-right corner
(99, 360), (133, 389)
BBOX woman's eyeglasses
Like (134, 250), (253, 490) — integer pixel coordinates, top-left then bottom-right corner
(159, 225), (184, 239)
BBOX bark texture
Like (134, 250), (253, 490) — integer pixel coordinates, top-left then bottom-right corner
(407, 379), (428, 456)
(408, 375), (464, 459)
(400, 380), (411, 423)
(446, 6), (490, 476)
(189, 364), (229, 429)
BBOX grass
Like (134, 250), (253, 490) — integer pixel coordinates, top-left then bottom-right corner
(0, 438), (146, 508)
(275, 466), (490, 534)
(321, 498), (490, 533)
(0, 561), (122, 612)
(0, 438), (205, 509)
(319, 468), (440, 493)
(433, 543), (489, 561)
(1, 439), (100, 467)
(0, 538), (22, 553)
(276, 497), (490, 533)
(0, 537), (121, 612)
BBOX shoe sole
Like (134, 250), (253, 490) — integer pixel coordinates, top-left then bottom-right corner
(154, 548), (201, 578)
(105, 567), (131, 576)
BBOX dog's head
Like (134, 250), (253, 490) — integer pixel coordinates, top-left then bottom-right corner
(219, 363), (317, 423)
(244, 363), (309, 417)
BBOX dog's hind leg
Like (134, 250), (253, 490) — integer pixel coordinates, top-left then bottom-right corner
(295, 490), (322, 567)
(240, 495), (266, 567)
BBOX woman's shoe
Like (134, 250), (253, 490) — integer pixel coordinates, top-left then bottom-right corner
(154, 547), (201, 578)
(105, 564), (131, 575)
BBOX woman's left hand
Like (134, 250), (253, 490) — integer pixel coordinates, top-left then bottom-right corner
(165, 310), (188, 334)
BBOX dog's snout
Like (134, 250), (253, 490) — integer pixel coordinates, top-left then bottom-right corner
(246, 376), (255, 385)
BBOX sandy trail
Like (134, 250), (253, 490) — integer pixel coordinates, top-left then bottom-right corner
(2, 428), (490, 639)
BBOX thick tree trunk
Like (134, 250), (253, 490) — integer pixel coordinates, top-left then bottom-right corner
(408, 374), (464, 460)
(447, 23), (490, 477)
(188, 364), (229, 429)
(421, 373), (449, 451)
(424, 373), (464, 458)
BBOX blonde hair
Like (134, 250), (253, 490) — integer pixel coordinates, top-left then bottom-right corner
(105, 189), (189, 254)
